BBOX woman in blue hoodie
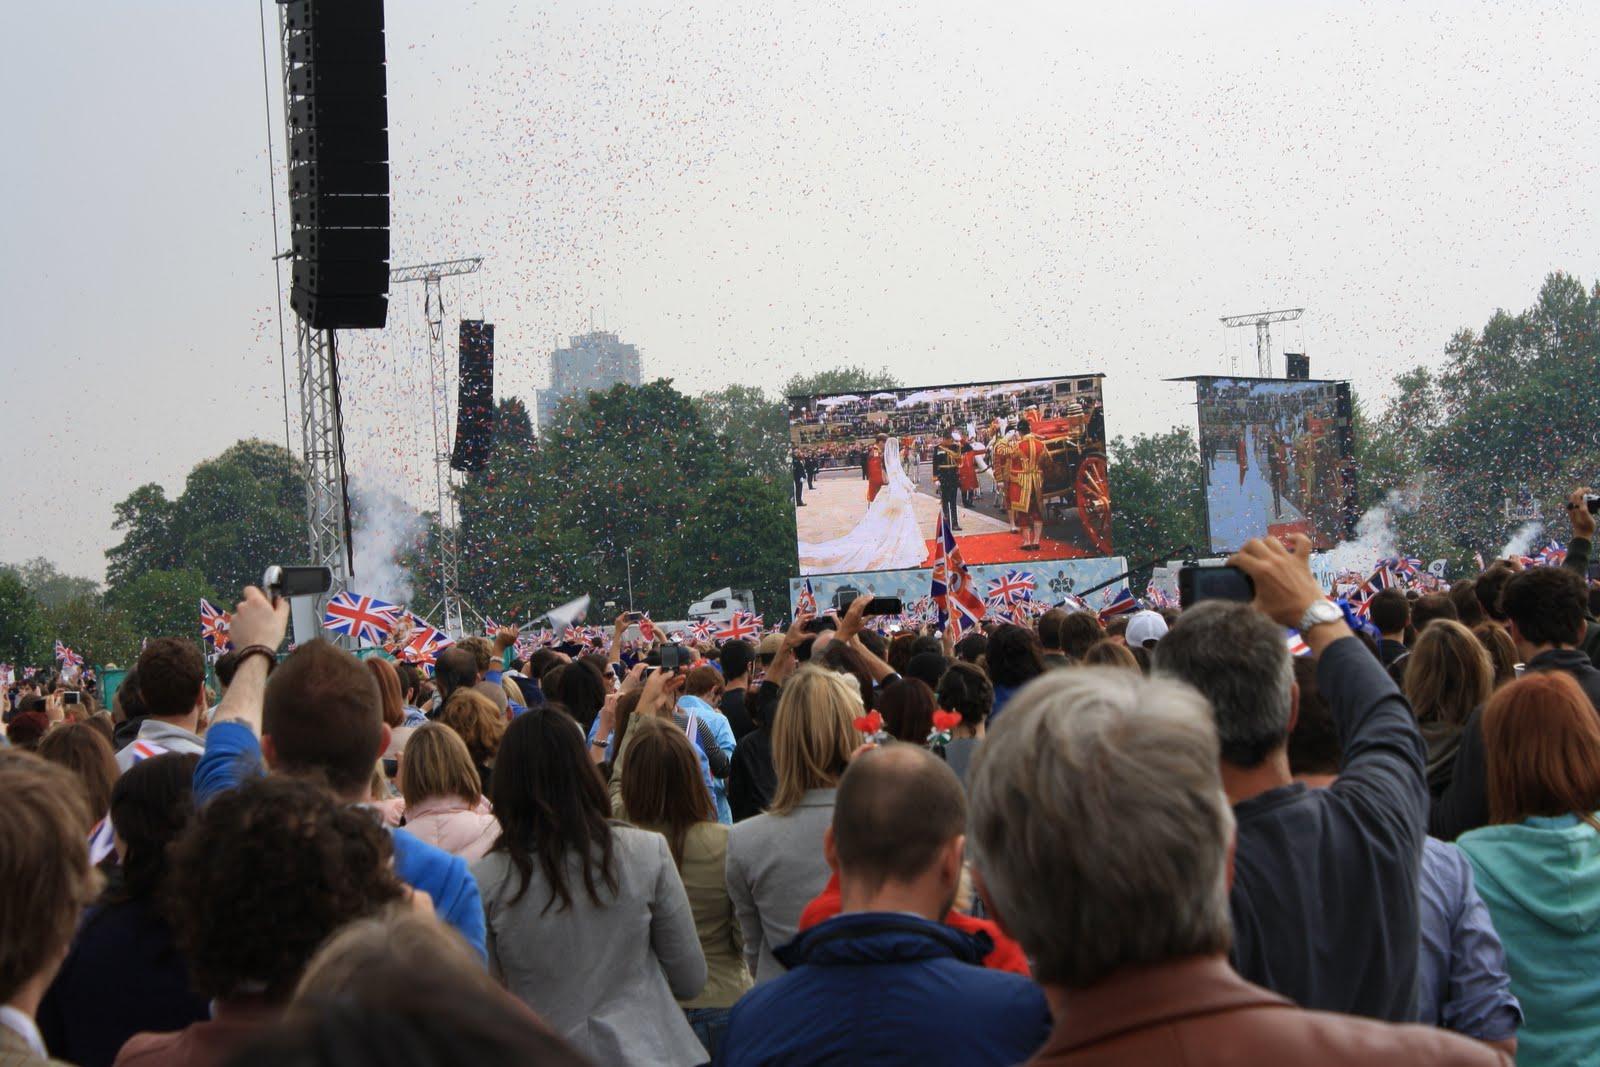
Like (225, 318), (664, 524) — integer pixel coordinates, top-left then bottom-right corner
(1457, 671), (1600, 1067)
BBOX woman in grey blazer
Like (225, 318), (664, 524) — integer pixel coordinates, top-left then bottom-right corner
(473, 704), (707, 1066)
(726, 667), (864, 982)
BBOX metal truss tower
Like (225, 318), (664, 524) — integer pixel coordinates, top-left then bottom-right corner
(390, 257), (484, 638)
(1220, 308), (1305, 377)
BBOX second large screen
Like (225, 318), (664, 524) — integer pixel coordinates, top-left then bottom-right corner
(1194, 376), (1357, 554)
(789, 375), (1111, 577)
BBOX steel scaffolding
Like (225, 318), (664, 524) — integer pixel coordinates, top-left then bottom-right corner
(391, 257), (484, 638)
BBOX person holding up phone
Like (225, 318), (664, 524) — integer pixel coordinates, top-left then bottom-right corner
(1154, 534), (1436, 1027)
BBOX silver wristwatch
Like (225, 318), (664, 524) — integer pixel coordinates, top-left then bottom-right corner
(1297, 599), (1343, 633)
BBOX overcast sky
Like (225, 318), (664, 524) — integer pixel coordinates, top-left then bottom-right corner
(3, 0), (1596, 581)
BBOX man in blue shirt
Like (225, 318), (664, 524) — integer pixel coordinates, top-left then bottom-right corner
(717, 744), (1050, 1066)
(194, 587), (486, 959)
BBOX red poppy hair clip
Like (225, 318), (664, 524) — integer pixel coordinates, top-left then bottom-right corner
(853, 710), (888, 745)
(927, 709), (962, 749)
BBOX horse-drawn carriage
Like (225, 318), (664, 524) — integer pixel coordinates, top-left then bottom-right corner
(1027, 404), (1112, 555)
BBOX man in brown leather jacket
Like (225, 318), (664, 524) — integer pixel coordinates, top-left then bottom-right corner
(965, 535), (1510, 1067)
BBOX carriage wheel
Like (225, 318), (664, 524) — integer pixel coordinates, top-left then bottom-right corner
(1075, 453), (1113, 555)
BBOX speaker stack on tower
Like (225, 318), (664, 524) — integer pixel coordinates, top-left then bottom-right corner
(452, 321), (496, 472)
(1284, 353), (1310, 380)
(283, 0), (390, 329)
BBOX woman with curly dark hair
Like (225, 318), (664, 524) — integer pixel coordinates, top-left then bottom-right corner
(113, 775), (405, 1067)
(473, 703), (707, 1066)
(984, 623), (1046, 719)
(39, 753), (210, 1067)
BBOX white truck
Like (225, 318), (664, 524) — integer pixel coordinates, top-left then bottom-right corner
(687, 587), (755, 621)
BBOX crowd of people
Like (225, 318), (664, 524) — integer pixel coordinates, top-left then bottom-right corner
(3, 487), (1600, 1065)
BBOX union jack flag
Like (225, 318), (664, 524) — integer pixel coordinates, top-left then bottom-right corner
(397, 615), (452, 666)
(1538, 540), (1567, 567)
(54, 640), (83, 668)
(904, 595), (936, 624)
(199, 598), (232, 652)
(88, 816), (117, 865)
(1144, 581), (1177, 610)
(1097, 587), (1138, 623)
(986, 569), (1036, 606)
(716, 612), (763, 642)
(796, 579), (817, 617)
(1286, 629), (1311, 657)
(322, 592), (401, 645)
(690, 619), (715, 641)
(931, 515), (986, 634)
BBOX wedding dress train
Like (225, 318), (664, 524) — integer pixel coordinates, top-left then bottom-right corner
(798, 437), (929, 573)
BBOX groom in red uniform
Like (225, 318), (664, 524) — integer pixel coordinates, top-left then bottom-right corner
(866, 434), (887, 503)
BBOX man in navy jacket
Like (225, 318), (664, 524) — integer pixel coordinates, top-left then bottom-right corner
(717, 744), (1049, 1066)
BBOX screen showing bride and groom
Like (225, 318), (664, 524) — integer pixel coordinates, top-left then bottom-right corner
(1191, 376), (1358, 555)
(788, 375), (1112, 577)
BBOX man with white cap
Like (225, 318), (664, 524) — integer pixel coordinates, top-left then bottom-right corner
(1125, 611), (1169, 651)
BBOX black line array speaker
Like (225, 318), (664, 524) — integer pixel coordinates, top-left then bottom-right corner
(1285, 352), (1310, 380)
(283, 0), (390, 329)
(452, 321), (495, 472)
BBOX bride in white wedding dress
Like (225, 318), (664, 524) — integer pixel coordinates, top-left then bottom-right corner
(799, 436), (930, 573)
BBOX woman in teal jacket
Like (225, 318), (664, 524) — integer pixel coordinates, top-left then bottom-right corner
(1457, 670), (1600, 1067)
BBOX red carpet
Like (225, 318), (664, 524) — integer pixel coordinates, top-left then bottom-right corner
(919, 532), (1093, 568)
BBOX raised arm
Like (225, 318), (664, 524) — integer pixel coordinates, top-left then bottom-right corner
(836, 595), (896, 684)
(1231, 534), (1428, 837)
(1564, 487), (1595, 604)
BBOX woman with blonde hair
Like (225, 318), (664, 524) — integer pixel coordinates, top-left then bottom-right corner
(395, 723), (497, 861)
(1457, 672), (1600, 1067)
(1404, 620), (1494, 799)
(438, 688), (506, 791)
(726, 666), (862, 983)
(622, 717), (751, 1059)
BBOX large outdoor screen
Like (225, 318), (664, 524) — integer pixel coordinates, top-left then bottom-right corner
(788, 375), (1111, 577)
(1192, 376), (1357, 554)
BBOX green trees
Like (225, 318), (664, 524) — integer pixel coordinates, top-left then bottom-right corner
(1356, 272), (1600, 566)
(459, 382), (797, 619)
(782, 367), (902, 400)
(1107, 427), (1207, 580)
(105, 439), (303, 607)
(0, 569), (48, 665)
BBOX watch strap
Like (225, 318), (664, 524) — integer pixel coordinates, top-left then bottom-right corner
(234, 644), (278, 674)
(1297, 601), (1342, 633)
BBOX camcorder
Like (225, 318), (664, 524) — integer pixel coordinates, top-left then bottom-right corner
(262, 566), (333, 602)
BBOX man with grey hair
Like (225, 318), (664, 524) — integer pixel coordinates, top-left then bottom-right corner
(1153, 536), (1430, 1023)
(967, 663), (1505, 1065)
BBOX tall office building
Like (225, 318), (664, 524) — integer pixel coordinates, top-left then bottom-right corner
(534, 330), (643, 431)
